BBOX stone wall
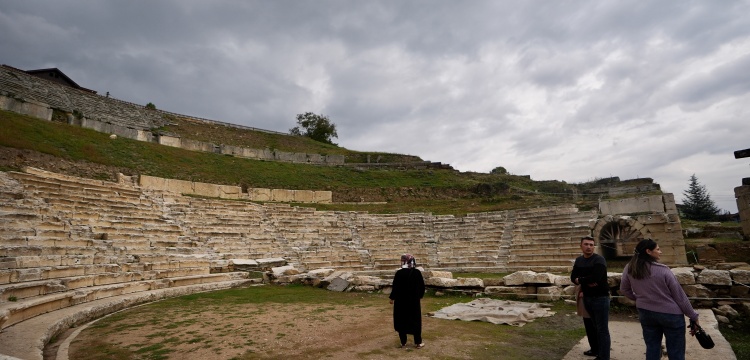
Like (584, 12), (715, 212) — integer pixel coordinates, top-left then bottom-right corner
(0, 65), (344, 166)
(736, 185), (750, 240)
(139, 174), (332, 204)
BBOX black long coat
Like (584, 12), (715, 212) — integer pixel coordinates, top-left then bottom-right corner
(389, 268), (425, 334)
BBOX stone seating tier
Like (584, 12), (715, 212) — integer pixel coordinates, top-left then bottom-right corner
(0, 272), (249, 331)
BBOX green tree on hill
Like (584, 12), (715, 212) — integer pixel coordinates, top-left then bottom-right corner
(681, 174), (720, 220)
(289, 112), (338, 145)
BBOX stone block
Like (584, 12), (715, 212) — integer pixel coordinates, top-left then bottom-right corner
(165, 178), (194, 194)
(455, 278), (484, 288)
(697, 269), (732, 286)
(537, 286), (563, 301)
(730, 269), (750, 285)
(503, 271), (535, 286)
(293, 190), (315, 203)
(484, 286), (528, 296)
(327, 277), (349, 292)
(139, 175), (168, 190)
(424, 277), (458, 288)
(229, 259), (258, 271)
(271, 265), (296, 277)
(483, 278), (505, 286)
(671, 267), (696, 285)
(682, 284), (713, 298)
(217, 185), (241, 199)
(423, 270), (453, 279)
(599, 195), (666, 215)
(554, 275), (572, 286)
(607, 272), (621, 287)
(158, 135), (181, 147)
(271, 189), (294, 202)
(307, 268), (335, 278)
(256, 258), (287, 268)
(313, 191), (333, 204)
(562, 285), (576, 296)
(193, 182), (220, 198)
(524, 272), (556, 284)
(249, 188), (272, 201)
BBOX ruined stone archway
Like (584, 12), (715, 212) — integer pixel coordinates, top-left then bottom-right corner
(592, 215), (651, 260)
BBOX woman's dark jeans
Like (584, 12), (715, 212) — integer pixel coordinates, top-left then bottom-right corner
(583, 296), (611, 360)
(637, 308), (686, 360)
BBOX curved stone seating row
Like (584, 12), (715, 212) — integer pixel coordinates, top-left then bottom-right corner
(0, 276), (257, 360)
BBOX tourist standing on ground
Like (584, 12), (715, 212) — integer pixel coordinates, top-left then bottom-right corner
(571, 236), (611, 360)
(620, 239), (699, 360)
(389, 254), (426, 349)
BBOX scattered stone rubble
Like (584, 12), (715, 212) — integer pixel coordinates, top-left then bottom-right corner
(266, 262), (750, 312)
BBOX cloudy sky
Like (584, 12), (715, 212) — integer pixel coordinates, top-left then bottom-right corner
(2, 1), (749, 212)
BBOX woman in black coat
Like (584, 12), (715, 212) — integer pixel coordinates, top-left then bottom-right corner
(389, 254), (426, 348)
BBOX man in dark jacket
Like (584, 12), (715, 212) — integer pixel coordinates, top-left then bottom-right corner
(389, 254), (426, 348)
(571, 236), (610, 360)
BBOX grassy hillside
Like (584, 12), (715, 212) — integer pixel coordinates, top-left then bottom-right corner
(0, 109), (628, 215)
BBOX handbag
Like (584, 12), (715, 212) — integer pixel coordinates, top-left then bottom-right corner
(690, 320), (715, 349)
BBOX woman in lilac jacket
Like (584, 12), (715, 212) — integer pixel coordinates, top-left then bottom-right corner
(620, 239), (699, 360)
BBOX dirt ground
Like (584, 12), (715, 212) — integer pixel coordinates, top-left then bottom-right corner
(58, 290), (605, 360)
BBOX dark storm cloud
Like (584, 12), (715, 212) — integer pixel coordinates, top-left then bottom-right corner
(1, 0), (749, 211)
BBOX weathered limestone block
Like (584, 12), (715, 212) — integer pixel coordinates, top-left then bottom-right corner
(293, 190), (314, 203)
(484, 286), (528, 296)
(256, 258), (287, 269)
(554, 275), (572, 286)
(271, 189), (294, 202)
(537, 286), (563, 301)
(323, 271), (354, 283)
(713, 304), (739, 318)
(307, 268), (335, 278)
(524, 272), (557, 284)
(218, 185), (242, 199)
(166, 178), (193, 194)
(607, 272), (621, 287)
(697, 269), (732, 286)
(454, 278), (484, 288)
(423, 270), (452, 279)
(351, 275), (386, 287)
(483, 278), (505, 286)
(730, 269), (750, 285)
(229, 259), (258, 271)
(352, 285), (376, 292)
(503, 271), (535, 286)
(313, 191), (333, 204)
(193, 182), (220, 198)
(682, 284), (713, 298)
(327, 277), (350, 292)
(671, 267), (696, 285)
(271, 265), (296, 277)
(562, 285), (576, 296)
(425, 277), (458, 288)
(249, 188), (272, 202)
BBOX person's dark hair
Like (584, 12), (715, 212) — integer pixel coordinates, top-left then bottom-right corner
(626, 238), (658, 279)
(580, 236), (595, 244)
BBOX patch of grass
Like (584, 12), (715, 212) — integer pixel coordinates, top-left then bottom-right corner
(0, 109), (610, 215)
(720, 315), (750, 359)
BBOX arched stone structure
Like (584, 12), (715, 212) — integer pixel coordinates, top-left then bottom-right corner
(595, 196), (688, 265)
(592, 215), (650, 259)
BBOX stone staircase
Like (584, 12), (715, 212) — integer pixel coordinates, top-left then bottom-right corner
(0, 169), (254, 338)
(506, 206), (597, 272)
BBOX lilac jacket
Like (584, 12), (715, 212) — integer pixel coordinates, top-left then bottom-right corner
(620, 262), (699, 321)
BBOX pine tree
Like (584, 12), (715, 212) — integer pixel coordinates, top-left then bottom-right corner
(681, 174), (720, 221)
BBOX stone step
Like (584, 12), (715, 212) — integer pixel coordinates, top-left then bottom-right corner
(0, 272), (250, 330)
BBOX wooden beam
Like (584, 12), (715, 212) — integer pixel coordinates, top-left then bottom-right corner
(735, 148), (750, 159)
